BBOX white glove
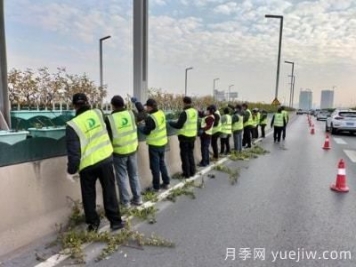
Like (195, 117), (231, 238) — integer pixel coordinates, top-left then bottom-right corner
(66, 173), (79, 183)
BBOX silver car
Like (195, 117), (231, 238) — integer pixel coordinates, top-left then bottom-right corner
(316, 111), (329, 121)
(326, 109), (356, 134)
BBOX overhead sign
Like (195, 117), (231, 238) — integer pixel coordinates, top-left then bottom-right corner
(272, 98), (281, 106)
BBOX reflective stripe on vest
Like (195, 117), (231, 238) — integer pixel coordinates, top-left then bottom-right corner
(274, 113), (284, 127)
(201, 115), (214, 135)
(146, 110), (168, 146)
(67, 109), (113, 171)
(178, 108), (198, 137)
(232, 114), (243, 131)
(221, 114), (232, 134)
(108, 110), (138, 155)
(212, 111), (222, 134)
(243, 109), (253, 127)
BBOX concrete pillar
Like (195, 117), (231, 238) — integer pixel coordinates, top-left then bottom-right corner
(0, 0), (10, 128)
(133, 0), (148, 103)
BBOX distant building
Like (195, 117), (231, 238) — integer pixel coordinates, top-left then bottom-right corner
(320, 90), (334, 109)
(299, 89), (313, 110)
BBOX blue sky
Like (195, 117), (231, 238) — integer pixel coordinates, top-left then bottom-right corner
(4, 0), (356, 107)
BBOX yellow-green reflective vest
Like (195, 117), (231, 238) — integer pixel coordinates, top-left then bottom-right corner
(146, 110), (168, 146)
(107, 110), (138, 155)
(243, 109), (253, 127)
(67, 109), (113, 171)
(178, 108), (198, 137)
(260, 114), (268, 125)
(232, 114), (243, 131)
(221, 114), (232, 134)
(282, 110), (289, 123)
(201, 115), (214, 135)
(257, 112), (261, 125)
(212, 111), (222, 134)
(274, 113), (284, 127)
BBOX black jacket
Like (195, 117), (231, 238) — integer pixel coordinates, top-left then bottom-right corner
(169, 105), (196, 142)
(66, 106), (112, 174)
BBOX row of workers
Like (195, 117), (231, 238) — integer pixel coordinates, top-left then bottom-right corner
(65, 93), (288, 232)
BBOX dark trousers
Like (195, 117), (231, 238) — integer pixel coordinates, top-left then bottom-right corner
(79, 161), (122, 226)
(211, 133), (220, 159)
(282, 125), (287, 140)
(243, 126), (252, 148)
(274, 126), (283, 142)
(179, 140), (196, 178)
(149, 146), (170, 190)
(260, 124), (266, 138)
(200, 137), (211, 166)
(220, 135), (231, 154)
(252, 126), (259, 139)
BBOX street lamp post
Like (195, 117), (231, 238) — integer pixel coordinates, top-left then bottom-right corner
(0, 0), (9, 128)
(213, 78), (219, 99)
(265, 14), (284, 101)
(228, 85), (234, 102)
(284, 61), (294, 108)
(99, 35), (111, 91)
(185, 67), (193, 96)
(292, 75), (296, 108)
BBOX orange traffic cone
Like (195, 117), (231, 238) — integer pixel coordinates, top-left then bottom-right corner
(322, 134), (331, 150)
(330, 159), (349, 192)
(310, 124), (315, 134)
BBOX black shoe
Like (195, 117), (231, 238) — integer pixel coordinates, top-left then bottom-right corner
(87, 223), (99, 233)
(111, 221), (126, 231)
(146, 187), (160, 193)
(160, 183), (170, 190)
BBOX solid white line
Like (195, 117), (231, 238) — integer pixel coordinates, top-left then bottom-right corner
(343, 150), (356, 163)
(333, 138), (347, 145)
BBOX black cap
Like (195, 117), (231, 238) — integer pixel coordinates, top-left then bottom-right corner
(207, 105), (216, 112)
(144, 98), (157, 107)
(111, 95), (125, 107)
(183, 96), (192, 104)
(72, 93), (88, 105)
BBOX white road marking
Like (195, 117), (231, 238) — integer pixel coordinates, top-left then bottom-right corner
(333, 138), (347, 145)
(343, 150), (356, 163)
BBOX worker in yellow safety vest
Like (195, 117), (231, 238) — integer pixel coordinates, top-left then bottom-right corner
(242, 103), (253, 148)
(106, 95), (142, 208)
(280, 106), (289, 141)
(259, 109), (268, 138)
(169, 96), (198, 178)
(138, 98), (170, 192)
(220, 107), (232, 155)
(66, 93), (124, 232)
(270, 107), (286, 143)
(232, 104), (244, 152)
(251, 108), (260, 140)
(197, 105), (215, 167)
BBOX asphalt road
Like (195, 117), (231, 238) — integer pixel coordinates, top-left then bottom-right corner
(4, 114), (356, 267)
(55, 114), (355, 267)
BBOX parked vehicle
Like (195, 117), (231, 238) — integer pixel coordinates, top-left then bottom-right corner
(296, 109), (303, 115)
(325, 109), (356, 134)
(316, 110), (330, 121)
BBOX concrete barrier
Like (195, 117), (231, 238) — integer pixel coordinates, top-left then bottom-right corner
(0, 136), (195, 256)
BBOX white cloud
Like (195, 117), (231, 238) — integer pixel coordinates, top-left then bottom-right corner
(5, 0), (356, 104)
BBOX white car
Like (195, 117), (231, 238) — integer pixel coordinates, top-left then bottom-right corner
(326, 109), (356, 134)
(316, 111), (329, 121)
